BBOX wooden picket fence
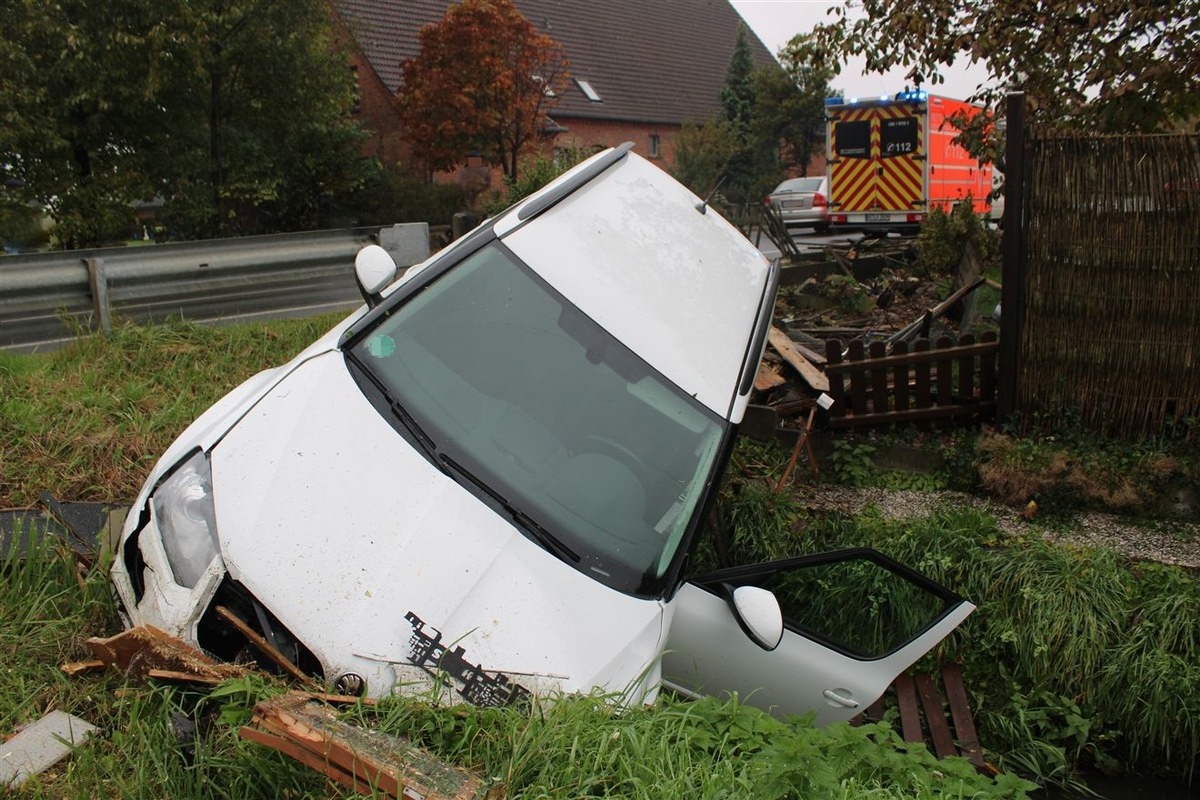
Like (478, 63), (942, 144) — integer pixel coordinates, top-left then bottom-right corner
(824, 333), (998, 429)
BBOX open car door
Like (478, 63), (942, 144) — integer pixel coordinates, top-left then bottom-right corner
(661, 548), (975, 726)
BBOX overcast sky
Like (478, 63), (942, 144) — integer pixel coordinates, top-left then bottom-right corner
(728, 0), (995, 101)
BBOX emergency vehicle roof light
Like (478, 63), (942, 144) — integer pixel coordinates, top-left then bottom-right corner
(895, 89), (928, 102)
(824, 96), (843, 105)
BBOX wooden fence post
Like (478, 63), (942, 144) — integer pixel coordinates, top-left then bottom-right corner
(998, 92), (1027, 423)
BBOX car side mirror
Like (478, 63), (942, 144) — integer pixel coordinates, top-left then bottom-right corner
(355, 244), (398, 308)
(730, 585), (784, 652)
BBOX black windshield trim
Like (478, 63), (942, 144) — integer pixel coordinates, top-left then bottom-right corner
(338, 222), (499, 351)
(516, 142), (633, 222)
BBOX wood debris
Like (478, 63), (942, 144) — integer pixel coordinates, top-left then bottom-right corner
(83, 625), (247, 683)
(241, 692), (498, 799)
(767, 326), (829, 393)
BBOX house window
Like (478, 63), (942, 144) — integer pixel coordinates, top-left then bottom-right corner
(576, 78), (602, 103)
(649, 134), (661, 158)
(349, 64), (361, 114)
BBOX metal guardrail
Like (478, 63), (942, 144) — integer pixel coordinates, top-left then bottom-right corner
(0, 223), (430, 353)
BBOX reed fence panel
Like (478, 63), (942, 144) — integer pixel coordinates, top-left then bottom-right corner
(1017, 132), (1199, 441)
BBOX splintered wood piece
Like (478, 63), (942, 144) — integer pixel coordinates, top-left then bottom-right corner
(754, 363), (787, 391)
(60, 659), (106, 677)
(240, 725), (375, 794)
(214, 605), (312, 684)
(243, 693), (497, 800)
(147, 669), (226, 686)
(86, 626), (245, 682)
(768, 327), (829, 392)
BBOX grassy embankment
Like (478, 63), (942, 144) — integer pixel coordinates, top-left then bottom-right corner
(2, 315), (1195, 796)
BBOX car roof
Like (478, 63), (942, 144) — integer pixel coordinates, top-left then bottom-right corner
(497, 152), (771, 418)
(773, 177), (825, 193)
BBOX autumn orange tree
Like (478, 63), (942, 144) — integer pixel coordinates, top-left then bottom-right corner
(397, 0), (568, 182)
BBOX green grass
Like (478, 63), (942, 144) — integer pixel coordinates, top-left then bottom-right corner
(706, 462), (1200, 781)
(1, 534), (1030, 798)
(0, 315), (344, 507)
(2, 316), (1195, 795)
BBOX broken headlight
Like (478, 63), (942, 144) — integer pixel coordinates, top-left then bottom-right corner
(152, 451), (220, 589)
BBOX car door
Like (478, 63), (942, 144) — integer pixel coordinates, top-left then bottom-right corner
(660, 548), (974, 726)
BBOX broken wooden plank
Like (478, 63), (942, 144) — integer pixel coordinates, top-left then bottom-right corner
(86, 625), (246, 682)
(914, 672), (957, 759)
(893, 673), (924, 745)
(0, 711), (96, 788)
(147, 669), (227, 687)
(60, 659), (106, 677)
(767, 326), (829, 392)
(243, 693), (496, 800)
(214, 605), (313, 685)
(941, 664), (987, 770)
(753, 362), (786, 391)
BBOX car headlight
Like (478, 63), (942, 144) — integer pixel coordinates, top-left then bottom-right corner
(152, 451), (220, 589)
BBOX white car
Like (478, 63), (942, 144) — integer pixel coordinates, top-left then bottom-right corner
(111, 145), (972, 723)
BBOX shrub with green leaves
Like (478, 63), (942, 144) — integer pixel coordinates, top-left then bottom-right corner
(916, 200), (999, 274)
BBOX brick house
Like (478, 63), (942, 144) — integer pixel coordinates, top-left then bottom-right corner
(332, 0), (780, 188)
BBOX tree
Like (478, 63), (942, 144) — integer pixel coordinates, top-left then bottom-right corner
(751, 35), (836, 178)
(671, 118), (741, 199)
(142, 0), (367, 237)
(721, 26), (757, 145)
(396, 0), (568, 182)
(0, 0), (368, 245)
(0, 0), (162, 247)
(810, 0), (1200, 135)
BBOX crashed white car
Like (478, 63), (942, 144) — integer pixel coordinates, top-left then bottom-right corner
(111, 145), (972, 723)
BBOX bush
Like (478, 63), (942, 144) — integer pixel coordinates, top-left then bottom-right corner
(336, 164), (466, 228)
(480, 146), (591, 215)
(917, 199), (999, 274)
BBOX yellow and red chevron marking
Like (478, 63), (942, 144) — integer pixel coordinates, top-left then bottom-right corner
(830, 104), (925, 214)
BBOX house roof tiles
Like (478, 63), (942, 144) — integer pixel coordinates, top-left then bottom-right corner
(334, 0), (777, 126)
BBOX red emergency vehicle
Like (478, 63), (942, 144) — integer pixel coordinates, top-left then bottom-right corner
(824, 90), (992, 232)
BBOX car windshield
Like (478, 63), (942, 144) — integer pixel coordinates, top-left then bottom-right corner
(349, 242), (726, 596)
(776, 178), (823, 194)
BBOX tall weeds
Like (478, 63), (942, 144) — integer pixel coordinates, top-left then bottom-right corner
(707, 477), (1200, 779)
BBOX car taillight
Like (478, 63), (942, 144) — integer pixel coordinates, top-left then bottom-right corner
(813, 193), (827, 208)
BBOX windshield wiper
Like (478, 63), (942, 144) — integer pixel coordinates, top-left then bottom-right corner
(346, 354), (442, 468)
(440, 455), (580, 564)
(386, 396), (441, 466)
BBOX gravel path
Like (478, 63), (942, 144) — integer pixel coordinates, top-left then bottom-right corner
(796, 486), (1200, 569)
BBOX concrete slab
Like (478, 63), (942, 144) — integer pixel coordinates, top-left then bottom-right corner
(0, 710), (97, 788)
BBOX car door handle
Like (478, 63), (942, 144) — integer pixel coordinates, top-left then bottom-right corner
(823, 689), (860, 708)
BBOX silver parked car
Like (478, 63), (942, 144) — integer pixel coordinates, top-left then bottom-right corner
(766, 176), (830, 234)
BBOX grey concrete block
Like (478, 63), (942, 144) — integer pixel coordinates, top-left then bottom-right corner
(1, 711), (97, 788)
(377, 222), (431, 267)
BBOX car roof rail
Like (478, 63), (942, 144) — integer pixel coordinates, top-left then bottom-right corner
(516, 142), (634, 222)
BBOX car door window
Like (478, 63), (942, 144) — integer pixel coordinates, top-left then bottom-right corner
(707, 549), (961, 659)
(662, 548), (973, 724)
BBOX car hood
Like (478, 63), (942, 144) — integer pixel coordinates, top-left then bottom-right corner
(210, 351), (665, 701)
